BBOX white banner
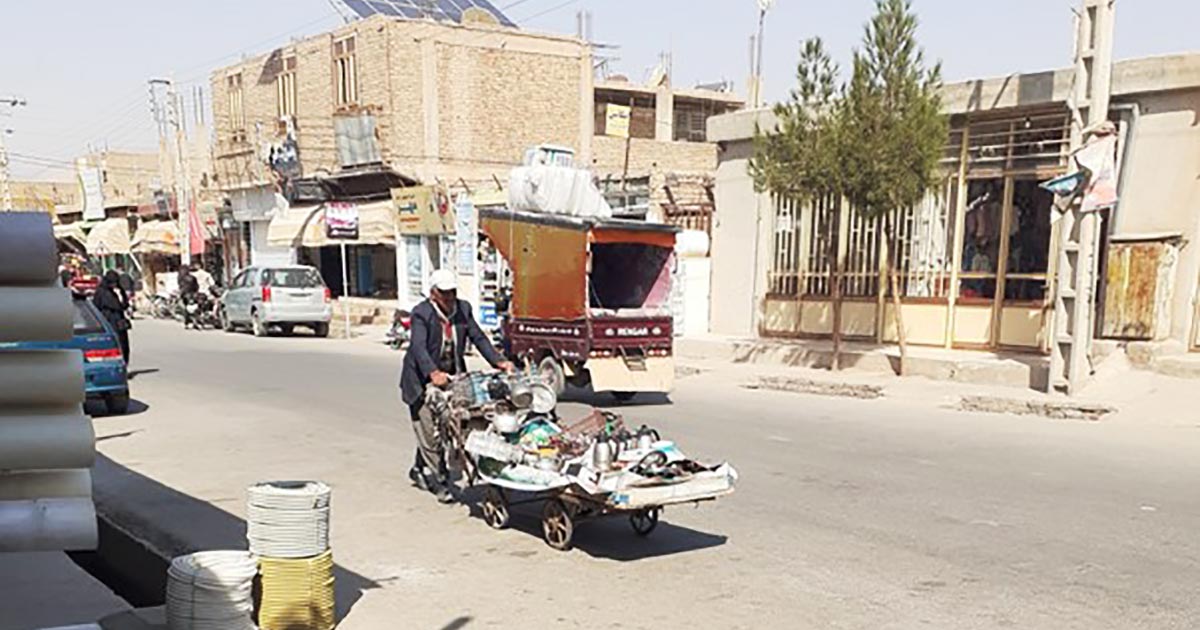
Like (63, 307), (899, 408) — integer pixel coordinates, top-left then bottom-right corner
(77, 163), (105, 222)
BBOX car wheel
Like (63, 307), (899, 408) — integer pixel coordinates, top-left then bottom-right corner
(252, 312), (269, 337)
(313, 322), (330, 338)
(105, 391), (130, 415)
(219, 308), (233, 332)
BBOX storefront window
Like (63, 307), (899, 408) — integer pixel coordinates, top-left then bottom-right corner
(1003, 179), (1052, 302)
(959, 179), (1003, 300)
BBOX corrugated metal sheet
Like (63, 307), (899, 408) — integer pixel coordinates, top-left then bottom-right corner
(1101, 241), (1177, 340)
(334, 114), (382, 168)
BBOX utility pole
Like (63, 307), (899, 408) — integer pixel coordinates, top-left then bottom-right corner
(151, 78), (193, 265)
(0, 97), (27, 212)
(1048, 0), (1116, 395)
(748, 0), (775, 108)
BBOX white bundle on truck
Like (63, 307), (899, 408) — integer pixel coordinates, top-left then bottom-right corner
(508, 165), (614, 219)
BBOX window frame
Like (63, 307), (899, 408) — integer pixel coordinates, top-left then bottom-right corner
(276, 53), (298, 119)
(332, 35), (358, 108)
(226, 72), (246, 142)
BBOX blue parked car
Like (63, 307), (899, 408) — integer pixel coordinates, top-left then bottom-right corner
(2, 296), (131, 414)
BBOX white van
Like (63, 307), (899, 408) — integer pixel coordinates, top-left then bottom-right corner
(220, 265), (333, 337)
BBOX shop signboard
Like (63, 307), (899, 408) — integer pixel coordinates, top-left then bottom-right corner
(455, 194), (477, 276)
(605, 103), (631, 138)
(77, 163), (105, 222)
(325, 202), (359, 240)
(393, 185), (453, 235)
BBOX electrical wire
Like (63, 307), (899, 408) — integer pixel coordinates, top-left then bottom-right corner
(516, 0), (579, 23)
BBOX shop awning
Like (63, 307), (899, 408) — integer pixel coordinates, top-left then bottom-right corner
(471, 189), (508, 208)
(53, 222), (87, 245)
(85, 218), (131, 256)
(131, 220), (182, 256)
(267, 201), (396, 248)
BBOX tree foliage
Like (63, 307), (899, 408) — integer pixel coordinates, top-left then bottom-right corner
(751, 0), (947, 219)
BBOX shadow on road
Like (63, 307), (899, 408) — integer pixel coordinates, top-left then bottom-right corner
(456, 486), (726, 561)
(128, 368), (160, 380)
(560, 388), (674, 409)
(85, 398), (150, 418)
(84, 454), (380, 621)
(440, 616), (473, 630)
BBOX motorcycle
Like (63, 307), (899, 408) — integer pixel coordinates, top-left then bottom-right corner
(387, 308), (412, 350)
(187, 289), (222, 330)
(150, 293), (179, 320)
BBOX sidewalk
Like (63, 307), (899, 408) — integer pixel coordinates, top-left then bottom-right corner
(676, 333), (1200, 427)
(0, 552), (129, 630)
(677, 334), (1049, 390)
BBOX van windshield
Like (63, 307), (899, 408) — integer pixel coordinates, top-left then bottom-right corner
(264, 268), (323, 288)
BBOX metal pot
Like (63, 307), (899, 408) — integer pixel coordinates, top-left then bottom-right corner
(490, 411), (520, 434)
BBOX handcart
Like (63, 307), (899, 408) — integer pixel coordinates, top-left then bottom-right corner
(428, 371), (737, 551)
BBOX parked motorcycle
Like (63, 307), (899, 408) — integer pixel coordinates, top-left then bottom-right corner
(187, 290), (222, 330)
(150, 293), (179, 320)
(387, 308), (412, 350)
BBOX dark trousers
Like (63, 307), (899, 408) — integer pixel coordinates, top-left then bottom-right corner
(409, 400), (446, 487)
(181, 294), (196, 328)
(116, 329), (130, 363)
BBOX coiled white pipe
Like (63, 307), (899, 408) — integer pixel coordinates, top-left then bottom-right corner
(246, 481), (331, 559)
(165, 551), (257, 630)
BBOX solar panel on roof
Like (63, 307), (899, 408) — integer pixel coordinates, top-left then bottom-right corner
(338, 0), (517, 27)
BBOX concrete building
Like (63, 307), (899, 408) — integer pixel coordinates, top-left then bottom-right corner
(7, 180), (81, 217)
(708, 53), (1200, 355)
(209, 13), (741, 303)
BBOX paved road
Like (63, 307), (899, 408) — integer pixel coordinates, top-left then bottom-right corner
(94, 320), (1200, 629)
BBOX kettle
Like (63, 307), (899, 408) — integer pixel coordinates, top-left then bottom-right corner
(592, 440), (614, 470)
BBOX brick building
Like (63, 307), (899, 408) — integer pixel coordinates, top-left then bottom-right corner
(210, 13), (742, 290)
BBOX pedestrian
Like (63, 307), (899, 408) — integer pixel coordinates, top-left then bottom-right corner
(117, 269), (136, 315)
(178, 265), (200, 329)
(399, 269), (513, 503)
(93, 270), (131, 361)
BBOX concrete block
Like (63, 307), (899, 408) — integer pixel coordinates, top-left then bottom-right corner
(1152, 355), (1200, 379)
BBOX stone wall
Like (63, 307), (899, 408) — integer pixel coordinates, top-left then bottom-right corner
(590, 135), (717, 179)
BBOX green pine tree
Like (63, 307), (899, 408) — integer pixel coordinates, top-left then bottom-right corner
(752, 0), (947, 373)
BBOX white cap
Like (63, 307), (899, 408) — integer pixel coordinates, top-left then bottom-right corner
(429, 269), (457, 292)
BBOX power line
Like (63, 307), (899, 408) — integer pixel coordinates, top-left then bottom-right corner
(516, 0), (579, 23)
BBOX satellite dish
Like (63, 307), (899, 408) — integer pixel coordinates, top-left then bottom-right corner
(461, 7), (500, 25)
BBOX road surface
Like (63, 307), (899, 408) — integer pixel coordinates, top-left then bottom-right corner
(92, 320), (1200, 629)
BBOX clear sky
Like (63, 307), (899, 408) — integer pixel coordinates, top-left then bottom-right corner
(2, 0), (1196, 180)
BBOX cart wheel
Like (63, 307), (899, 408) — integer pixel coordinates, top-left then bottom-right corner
(630, 508), (660, 536)
(483, 487), (510, 530)
(541, 499), (574, 551)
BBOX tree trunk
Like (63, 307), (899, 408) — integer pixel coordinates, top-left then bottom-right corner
(884, 214), (908, 376)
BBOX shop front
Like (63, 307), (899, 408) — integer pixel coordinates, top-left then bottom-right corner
(761, 108), (1068, 352)
(266, 200), (398, 299)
